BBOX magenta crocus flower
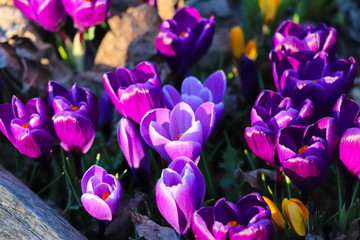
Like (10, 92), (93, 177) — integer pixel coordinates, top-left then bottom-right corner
(62, 0), (110, 32)
(276, 123), (333, 191)
(0, 96), (53, 160)
(192, 193), (274, 240)
(331, 95), (360, 180)
(81, 165), (122, 221)
(156, 6), (215, 75)
(163, 70), (226, 124)
(47, 81), (99, 154)
(103, 61), (164, 124)
(117, 118), (150, 181)
(273, 20), (338, 57)
(14, 0), (67, 32)
(244, 90), (315, 170)
(270, 50), (356, 116)
(140, 102), (216, 164)
(156, 157), (205, 234)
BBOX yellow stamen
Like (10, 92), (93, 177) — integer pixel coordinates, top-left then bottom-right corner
(175, 133), (183, 141)
(22, 122), (29, 129)
(180, 32), (187, 37)
(298, 145), (309, 154)
(227, 221), (239, 228)
(70, 104), (79, 111)
(102, 192), (111, 201)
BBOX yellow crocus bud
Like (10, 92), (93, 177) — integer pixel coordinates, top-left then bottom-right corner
(244, 39), (257, 61)
(230, 26), (245, 59)
(263, 196), (286, 232)
(259, 0), (282, 25)
(282, 198), (309, 237)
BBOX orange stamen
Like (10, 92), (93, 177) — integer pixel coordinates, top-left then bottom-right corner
(227, 221), (240, 228)
(22, 122), (29, 128)
(298, 145), (309, 154)
(180, 32), (187, 37)
(70, 104), (79, 111)
(175, 133), (183, 141)
(102, 192), (111, 201)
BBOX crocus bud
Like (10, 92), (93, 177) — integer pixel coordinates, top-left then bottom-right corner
(81, 165), (122, 221)
(262, 196), (286, 232)
(259, 0), (281, 25)
(117, 118), (150, 181)
(240, 55), (259, 102)
(230, 26), (245, 59)
(62, 0), (111, 32)
(282, 198), (308, 237)
(14, 0), (67, 32)
(99, 91), (114, 140)
(156, 157), (205, 234)
(244, 39), (257, 60)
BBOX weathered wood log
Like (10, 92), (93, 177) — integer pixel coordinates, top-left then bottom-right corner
(0, 165), (86, 239)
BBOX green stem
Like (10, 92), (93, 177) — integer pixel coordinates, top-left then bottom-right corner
(200, 151), (216, 199)
(336, 166), (343, 211)
(37, 172), (64, 195)
(28, 162), (38, 188)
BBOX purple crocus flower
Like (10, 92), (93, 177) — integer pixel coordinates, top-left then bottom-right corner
(156, 157), (205, 234)
(192, 193), (274, 240)
(0, 96), (53, 160)
(240, 55), (259, 103)
(81, 165), (122, 221)
(244, 90), (315, 170)
(270, 50), (356, 115)
(276, 124), (330, 191)
(331, 95), (360, 180)
(117, 118), (150, 181)
(140, 102), (216, 164)
(163, 70), (226, 124)
(47, 81), (99, 154)
(14, 0), (67, 32)
(156, 6), (215, 75)
(273, 20), (338, 57)
(62, 0), (111, 33)
(103, 61), (164, 124)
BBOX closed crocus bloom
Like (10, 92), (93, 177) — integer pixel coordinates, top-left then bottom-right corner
(47, 81), (99, 154)
(163, 70), (226, 124)
(230, 26), (245, 59)
(156, 157), (205, 234)
(282, 198), (308, 237)
(117, 118), (150, 181)
(0, 96), (53, 160)
(240, 55), (259, 102)
(270, 50), (356, 116)
(140, 102), (216, 163)
(244, 90), (315, 170)
(81, 165), (122, 221)
(62, 0), (110, 33)
(262, 196), (285, 232)
(276, 125), (329, 191)
(244, 39), (257, 61)
(156, 6), (215, 75)
(259, 0), (281, 25)
(273, 20), (338, 57)
(103, 61), (164, 124)
(99, 91), (114, 140)
(192, 193), (274, 240)
(14, 0), (66, 32)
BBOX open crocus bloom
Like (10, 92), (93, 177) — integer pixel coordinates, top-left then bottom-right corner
(103, 61), (164, 124)
(156, 6), (215, 75)
(140, 102), (216, 163)
(156, 157), (205, 234)
(14, 0), (67, 32)
(61, 0), (111, 32)
(81, 165), (122, 221)
(244, 90), (315, 170)
(0, 96), (53, 160)
(47, 81), (99, 154)
(192, 193), (274, 240)
(273, 20), (338, 57)
(270, 49), (356, 116)
(163, 70), (226, 124)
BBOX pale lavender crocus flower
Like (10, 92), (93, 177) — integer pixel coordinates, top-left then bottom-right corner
(81, 165), (122, 221)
